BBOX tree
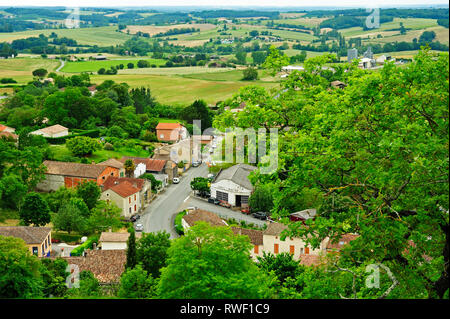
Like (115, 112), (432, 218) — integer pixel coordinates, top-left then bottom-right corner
(190, 177), (210, 195)
(76, 180), (101, 211)
(124, 159), (135, 178)
(19, 192), (51, 226)
(66, 136), (100, 157)
(87, 200), (122, 233)
(419, 30), (436, 43)
(249, 184), (273, 213)
(136, 231), (171, 279)
(251, 51), (267, 65)
(52, 201), (88, 234)
(262, 45), (290, 76)
(98, 68), (106, 75)
(257, 252), (302, 285)
(137, 60), (150, 68)
(40, 258), (69, 298)
(157, 222), (275, 298)
(0, 236), (43, 298)
(126, 229), (137, 270)
(68, 270), (100, 298)
(127, 62), (134, 69)
(32, 68), (48, 78)
(180, 99), (212, 129)
(118, 264), (155, 298)
(0, 174), (28, 210)
(141, 173), (162, 192)
(235, 51), (247, 65)
(242, 67), (258, 81)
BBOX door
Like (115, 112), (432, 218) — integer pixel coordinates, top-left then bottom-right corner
(274, 243), (279, 254)
(289, 245), (295, 255)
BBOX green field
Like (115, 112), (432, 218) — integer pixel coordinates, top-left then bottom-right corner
(0, 57), (60, 85)
(61, 58), (167, 73)
(0, 26), (132, 46)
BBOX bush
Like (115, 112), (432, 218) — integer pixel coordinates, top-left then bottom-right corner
(0, 78), (17, 84)
(137, 60), (150, 68)
(51, 232), (82, 244)
(174, 211), (187, 235)
(103, 142), (114, 150)
(242, 67), (258, 81)
(70, 235), (99, 256)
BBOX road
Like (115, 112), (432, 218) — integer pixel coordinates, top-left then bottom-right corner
(140, 162), (267, 238)
(56, 59), (65, 72)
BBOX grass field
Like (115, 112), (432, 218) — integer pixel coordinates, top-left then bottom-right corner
(0, 57), (60, 84)
(61, 58), (167, 73)
(0, 26), (132, 46)
(124, 23), (217, 36)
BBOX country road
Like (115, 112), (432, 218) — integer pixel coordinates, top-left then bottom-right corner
(56, 59), (65, 72)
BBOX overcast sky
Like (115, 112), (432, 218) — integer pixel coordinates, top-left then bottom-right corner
(0, 0), (448, 8)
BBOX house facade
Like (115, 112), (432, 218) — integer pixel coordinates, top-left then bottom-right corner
(98, 158), (125, 178)
(98, 231), (142, 250)
(100, 181), (141, 218)
(210, 164), (256, 207)
(0, 226), (52, 257)
(155, 122), (188, 142)
(101, 176), (151, 210)
(37, 160), (119, 192)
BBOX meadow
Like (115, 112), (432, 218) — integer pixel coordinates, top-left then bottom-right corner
(61, 58), (168, 73)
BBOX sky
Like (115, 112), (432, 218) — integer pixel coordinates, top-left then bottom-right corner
(0, 0), (448, 8)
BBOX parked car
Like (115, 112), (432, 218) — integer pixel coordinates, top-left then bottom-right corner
(173, 177), (180, 184)
(218, 200), (232, 208)
(251, 212), (268, 220)
(130, 214), (140, 222)
(192, 161), (200, 167)
(240, 207), (250, 214)
(208, 197), (220, 205)
(135, 223), (144, 231)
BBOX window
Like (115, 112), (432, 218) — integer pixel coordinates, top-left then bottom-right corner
(216, 191), (228, 202)
(274, 243), (279, 254)
(300, 247), (304, 254)
(254, 245), (259, 254)
(111, 172), (114, 176)
(134, 205), (136, 212)
(129, 197), (131, 204)
(129, 207), (131, 214)
(134, 194), (136, 201)
(32, 247), (38, 256)
(289, 245), (295, 255)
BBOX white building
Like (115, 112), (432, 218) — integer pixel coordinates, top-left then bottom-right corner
(210, 164), (256, 207)
(100, 181), (141, 218)
(30, 124), (69, 138)
(281, 65), (305, 73)
(98, 231), (142, 250)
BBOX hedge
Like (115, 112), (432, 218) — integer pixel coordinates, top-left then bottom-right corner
(174, 211), (187, 235)
(45, 129), (100, 144)
(70, 234), (99, 256)
(51, 232), (82, 244)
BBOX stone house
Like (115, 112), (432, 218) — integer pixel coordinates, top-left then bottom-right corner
(155, 122), (188, 143)
(100, 180), (141, 218)
(101, 176), (151, 210)
(182, 209), (228, 231)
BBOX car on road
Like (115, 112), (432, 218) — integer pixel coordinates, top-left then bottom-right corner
(192, 161), (200, 167)
(135, 223), (144, 231)
(218, 200), (232, 208)
(240, 207), (250, 214)
(173, 177), (180, 184)
(130, 214), (140, 222)
(208, 197), (220, 205)
(251, 212), (268, 220)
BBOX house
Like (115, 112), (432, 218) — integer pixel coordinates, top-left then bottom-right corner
(262, 223), (325, 261)
(210, 164), (257, 207)
(119, 156), (147, 178)
(87, 85), (97, 95)
(0, 226), (52, 257)
(62, 249), (126, 284)
(36, 160), (119, 192)
(101, 176), (151, 210)
(98, 231), (142, 250)
(281, 65), (304, 73)
(359, 57), (376, 69)
(290, 208), (317, 222)
(0, 124), (15, 134)
(30, 124), (69, 138)
(232, 227), (264, 260)
(119, 156), (176, 180)
(100, 180), (141, 218)
(93, 55), (107, 60)
(98, 158), (125, 177)
(182, 209), (228, 231)
(0, 130), (18, 142)
(155, 122), (188, 142)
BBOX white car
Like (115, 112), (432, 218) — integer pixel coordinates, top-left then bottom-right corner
(173, 177), (180, 184)
(135, 223), (144, 232)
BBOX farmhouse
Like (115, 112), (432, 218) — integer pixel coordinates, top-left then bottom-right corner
(155, 122), (188, 142)
(0, 226), (52, 257)
(98, 158), (125, 177)
(98, 231), (142, 250)
(30, 124), (69, 138)
(101, 176), (151, 210)
(210, 164), (256, 207)
(100, 180), (141, 218)
(36, 160), (119, 191)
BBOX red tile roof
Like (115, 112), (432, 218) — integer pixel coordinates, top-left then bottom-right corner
(43, 160), (109, 179)
(109, 181), (140, 198)
(231, 227), (263, 245)
(120, 157), (166, 172)
(299, 254), (324, 266)
(326, 234), (359, 251)
(156, 122), (182, 130)
(183, 209), (228, 228)
(0, 131), (18, 140)
(102, 176), (146, 192)
(0, 124), (14, 132)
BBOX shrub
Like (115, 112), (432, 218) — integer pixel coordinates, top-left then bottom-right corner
(103, 142), (114, 150)
(70, 235), (99, 256)
(51, 232), (82, 244)
(174, 211), (187, 235)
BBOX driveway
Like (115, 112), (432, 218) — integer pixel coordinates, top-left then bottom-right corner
(140, 163), (209, 238)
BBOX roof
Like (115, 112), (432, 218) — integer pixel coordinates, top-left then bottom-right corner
(0, 124), (14, 132)
(182, 209), (227, 228)
(290, 208), (317, 220)
(43, 160), (109, 179)
(156, 122), (183, 130)
(299, 254), (323, 266)
(231, 227), (263, 245)
(98, 158), (124, 169)
(0, 131), (18, 140)
(0, 226), (51, 244)
(120, 157), (167, 172)
(99, 232), (142, 243)
(263, 222), (289, 236)
(326, 234), (359, 250)
(214, 164), (256, 191)
(108, 181), (140, 198)
(62, 249), (126, 283)
(102, 176), (147, 192)
(34, 124), (68, 135)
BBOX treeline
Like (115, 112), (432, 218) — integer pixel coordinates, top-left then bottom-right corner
(193, 10), (280, 19)
(153, 27), (200, 37)
(320, 15), (394, 30)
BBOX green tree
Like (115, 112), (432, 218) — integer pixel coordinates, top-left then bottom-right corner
(0, 174), (28, 210)
(251, 51), (267, 65)
(66, 136), (100, 157)
(40, 258), (69, 298)
(248, 185), (273, 213)
(126, 229), (137, 270)
(19, 192), (51, 226)
(87, 200), (122, 233)
(118, 264), (155, 298)
(235, 51), (247, 65)
(76, 180), (101, 211)
(0, 236), (43, 298)
(157, 222), (275, 298)
(262, 45), (290, 76)
(242, 67), (258, 81)
(136, 231), (171, 279)
(124, 159), (135, 178)
(52, 201), (87, 234)
(190, 177), (210, 195)
(32, 68), (48, 78)
(180, 99), (212, 129)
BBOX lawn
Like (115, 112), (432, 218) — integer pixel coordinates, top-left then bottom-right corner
(0, 57), (60, 85)
(61, 58), (167, 73)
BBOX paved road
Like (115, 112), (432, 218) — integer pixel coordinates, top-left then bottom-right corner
(56, 59), (65, 72)
(141, 163), (209, 238)
(140, 162), (267, 238)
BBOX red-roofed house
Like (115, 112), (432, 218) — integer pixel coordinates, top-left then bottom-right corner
(100, 180), (141, 218)
(101, 176), (151, 209)
(0, 124), (15, 134)
(156, 122), (187, 142)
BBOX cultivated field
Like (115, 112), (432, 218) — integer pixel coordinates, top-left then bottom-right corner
(0, 57), (60, 84)
(61, 58), (167, 73)
(124, 23), (217, 36)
